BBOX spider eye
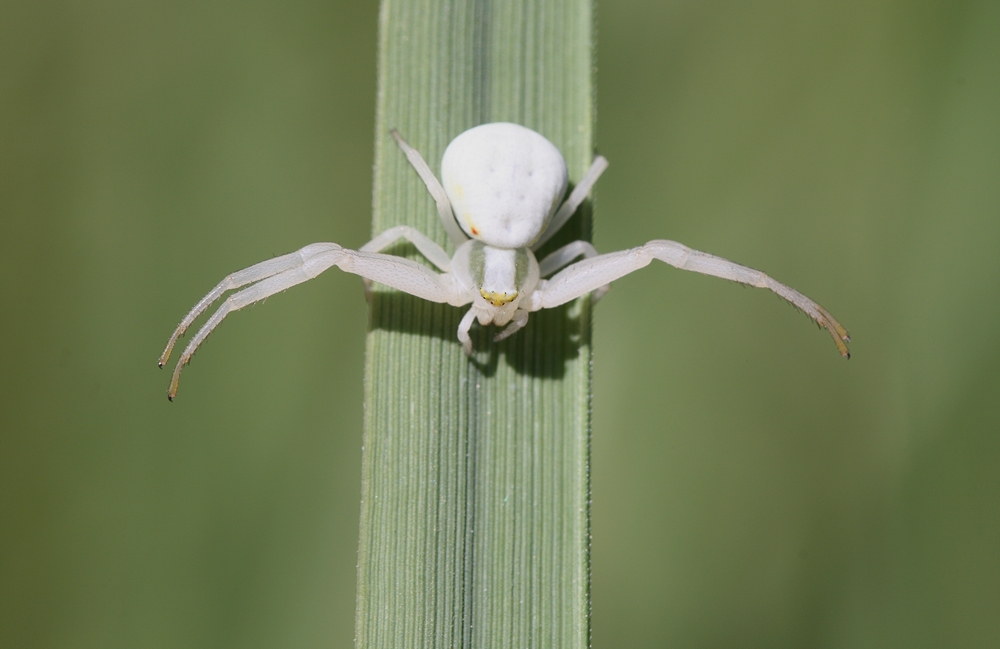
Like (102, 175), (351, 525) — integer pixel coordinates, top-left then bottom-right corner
(480, 289), (518, 306)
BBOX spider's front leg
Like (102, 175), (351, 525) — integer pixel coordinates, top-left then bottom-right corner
(529, 239), (850, 357)
(160, 243), (347, 399)
(537, 240), (611, 302)
(160, 241), (471, 400)
(159, 243), (344, 370)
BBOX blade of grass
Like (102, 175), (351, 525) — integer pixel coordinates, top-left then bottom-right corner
(357, 1), (596, 647)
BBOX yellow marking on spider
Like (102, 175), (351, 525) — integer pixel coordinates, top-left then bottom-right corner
(480, 289), (518, 306)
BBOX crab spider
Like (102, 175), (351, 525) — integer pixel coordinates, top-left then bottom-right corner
(159, 122), (850, 400)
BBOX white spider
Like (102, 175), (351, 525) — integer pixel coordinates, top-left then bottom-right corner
(159, 122), (850, 400)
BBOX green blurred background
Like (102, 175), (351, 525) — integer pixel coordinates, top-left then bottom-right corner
(2, 1), (997, 647)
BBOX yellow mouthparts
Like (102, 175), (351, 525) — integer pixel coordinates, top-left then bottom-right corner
(480, 289), (518, 307)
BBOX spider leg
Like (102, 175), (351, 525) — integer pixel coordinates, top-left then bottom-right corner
(158, 243), (341, 368)
(457, 307), (478, 355)
(166, 245), (346, 400)
(532, 155), (609, 250)
(537, 240), (610, 302)
(338, 250), (467, 305)
(530, 239), (850, 357)
(360, 225), (452, 271)
(163, 244), (472, 399)
(493, 309), (530, 342)
(644, 240), (850, 356)
(359, 225), (453, 300)
(390, 129), (469, 247)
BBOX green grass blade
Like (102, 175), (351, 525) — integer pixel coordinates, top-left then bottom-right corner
(357, 1), (596, 647)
